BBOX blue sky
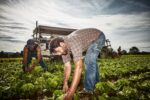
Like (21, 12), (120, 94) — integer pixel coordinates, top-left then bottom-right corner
(0, 0), (150, 52)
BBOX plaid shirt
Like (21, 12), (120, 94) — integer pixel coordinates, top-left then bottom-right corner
(62, 28), (102, 63)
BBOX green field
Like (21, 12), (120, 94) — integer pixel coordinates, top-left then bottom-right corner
(0, 55), (150, 100)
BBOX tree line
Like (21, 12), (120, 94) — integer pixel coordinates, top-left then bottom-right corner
(0, 46), (149, 58)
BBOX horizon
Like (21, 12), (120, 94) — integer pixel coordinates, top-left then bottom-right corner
(0, 0), (150, 52)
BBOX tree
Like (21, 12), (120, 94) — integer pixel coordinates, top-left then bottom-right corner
(122, 50), (127, 55)
(129, 46), (140, 54)
(0, 51), (4, 57)
(117, 46), (122, 56)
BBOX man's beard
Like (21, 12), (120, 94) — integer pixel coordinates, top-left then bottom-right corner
(62, 47), (68, 55)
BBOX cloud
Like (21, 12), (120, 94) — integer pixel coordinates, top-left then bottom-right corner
(0, 15), (13, 21)
(0, 25), (28, 30)
(1, 39), (25, 43)
(0, 35), (13, 40)
(51, 0), (115, 17)
(0, 0), (150, 52)
(0, 40), (25, 52)
(121, 0), (150, 9)
(0, 34), (25, 43)
(141, 46), (150, 49)
(102, 0), (150, 15)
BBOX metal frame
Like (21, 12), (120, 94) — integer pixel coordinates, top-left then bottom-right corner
(32, 21), (112, 57)
(32, 21), (76, 57)
(33, 21), (76, 42)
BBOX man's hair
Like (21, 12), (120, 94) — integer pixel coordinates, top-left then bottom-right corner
(49, 37), (64, 53)
(26, 39), (38, 50)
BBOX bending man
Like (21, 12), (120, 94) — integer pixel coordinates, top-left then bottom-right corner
(49, 28), (106, 99)
(22, 39), (48, 72)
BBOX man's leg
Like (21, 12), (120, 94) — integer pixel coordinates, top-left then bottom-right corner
(84, 33), (105, 91)
(84, 51), (99, 91)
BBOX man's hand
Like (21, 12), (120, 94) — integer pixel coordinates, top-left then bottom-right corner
(28, 62), (38, 72)
(63, 89), (73, 100)
(63, 82), (69, 93)
(23, 66), (33, 73)
(22, 66), (29, 72)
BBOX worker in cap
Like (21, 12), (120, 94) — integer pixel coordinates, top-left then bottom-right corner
(22, 39), (48, 72)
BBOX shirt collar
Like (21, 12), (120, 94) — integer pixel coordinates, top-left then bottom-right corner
(64, 37), (71, 52)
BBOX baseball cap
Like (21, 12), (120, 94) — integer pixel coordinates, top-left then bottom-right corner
(26, 39), (35, 49)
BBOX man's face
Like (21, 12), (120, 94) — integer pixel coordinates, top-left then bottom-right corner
(54, 45), (68, 55)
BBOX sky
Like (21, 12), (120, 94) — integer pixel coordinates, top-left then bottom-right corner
(0, 0), (150, 52)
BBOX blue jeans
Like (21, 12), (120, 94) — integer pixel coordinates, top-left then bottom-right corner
(25, 51), (48, 70)
(84, 32), (106, 91)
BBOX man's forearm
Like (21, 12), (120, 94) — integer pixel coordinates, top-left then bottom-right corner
(23, 59), (27, 66)
(23, 48), (28, 66)
(37, 51), (41, 64)
(37, 47), (41, 64)
(64, 62), (71, 84)
(69, 59), (83, 96)
(23, 56), (27, 65)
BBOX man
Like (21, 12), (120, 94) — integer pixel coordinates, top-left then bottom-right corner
(49, 28), (106, 100)
(22, 39), (48, 72)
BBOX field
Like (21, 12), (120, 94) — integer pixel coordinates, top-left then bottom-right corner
(0, 55), (150, 100)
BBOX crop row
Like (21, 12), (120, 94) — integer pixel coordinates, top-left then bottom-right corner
(0, 55), (150, 99)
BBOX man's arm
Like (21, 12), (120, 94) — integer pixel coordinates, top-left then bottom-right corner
(63, 61), (71, 93)
(64, 59), (83, 99)
(36, 46), (41, 64)
(23, 47), (28, 66)
(28, 46), (41, 72)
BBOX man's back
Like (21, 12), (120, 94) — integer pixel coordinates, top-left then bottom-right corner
(62, 28), (102, 63)
(65, 28), (102, 51)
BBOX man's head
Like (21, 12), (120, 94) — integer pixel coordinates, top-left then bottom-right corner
(26, 39), (36, 51)
(49, 37), (68, 55)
